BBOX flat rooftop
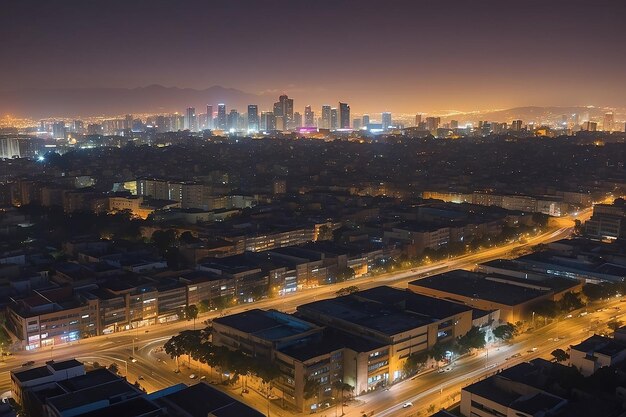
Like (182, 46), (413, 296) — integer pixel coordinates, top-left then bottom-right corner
(409, 270), (554, 306)
(156, 382), (264, 417)
(354, 286), (472, 319)
(213, 309), (319, 341)
(298, 294), (434, 337)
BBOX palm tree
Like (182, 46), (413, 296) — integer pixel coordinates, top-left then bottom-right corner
(184, 304), (199, 330)
(332, 381), (353, 415)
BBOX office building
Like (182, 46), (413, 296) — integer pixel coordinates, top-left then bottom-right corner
(425, 116), (440, 132)
(227, 109), (239, 131)
(0, 137), (21, 159)
(321, 105), (331, 129)
(247, 105), (259, 131)
(304, 105), (314, 127)
(415, 114), (422, 126)
(382, 112), (392, 130)
(338, 102), (350, 129)
(261, 112), (276, 130)
(604, 112), (614, 132)
(330, 108), (338, 129)
(206, 105), (213, 129)
(353, 119), (361, 130)
(511, 119), (523, 131)
(362, 114), (370, 126)
(217, 103), (227, 129)
(184, 107), (196, 131)
(293, 112), (302, 128)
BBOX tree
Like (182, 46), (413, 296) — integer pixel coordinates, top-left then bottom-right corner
(197, 299), (210, 314)
(457, 326), (486, 354)
(583, 283), (608, 302)
(335, 286), (359, 297)
(551, 348), (569, 363)
(333, 381), (353, 415)
(335, 267), (355, 283)
(184, 304), (199, 329)
(304, 378), (321, 400)
(533, 300), (559, 319)
(179, 231), (197, 244)
(608, 320), (623, 332)
(404, 350), (429, 376)
(493, 323), (516, 341)
(558, 292), (584, 312)
(151, 229), (178, 255)
(92, 361), (101, 369)
(108, 363), (119, 374)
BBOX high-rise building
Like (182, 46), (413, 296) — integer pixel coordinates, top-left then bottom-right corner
(124, 114), (133, 130)
(281, 95), (294, 129)
(511, 120), (523, 131)
(450, 120), (459, 129)
(52, 121), (66, 139)
(425, 116), (440, 132)
(276, 116), (285, 131)
(330, 108), (338, 130)
(321, 105), (331, 129)
(247, 105), (259, 131)
(382, 112), (392, 130)
(206, 105), (214, 129)
(185, 107), (197, 131)
(294, 112), (302, 128)
(362, 114), (370, 127)
(304, 106), (314, 127)
(604, 112), (615, 132)
(415, 114), (422, 126)
(583, 121), (597, 131)
(217, 104), (227, 130)
(353, 119), (361, 130)
(0, 137), (21, 159)
(338, 102), (350, 129)
(228, 109), (239, 131)
(261, 112), (276, 130)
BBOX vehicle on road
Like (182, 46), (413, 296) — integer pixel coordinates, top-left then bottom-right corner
(129, 357), (137, 363)
(189, 374), (197, 379)
(138, 375), (144, 380)
(402, 402), (413, 408)
(21, 361), (34, 367)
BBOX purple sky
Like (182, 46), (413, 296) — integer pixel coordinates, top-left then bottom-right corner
(2, 0), (625, 114)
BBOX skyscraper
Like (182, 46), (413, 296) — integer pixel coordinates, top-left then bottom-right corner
(511, 119), (523, 131)
(425, 117), (440, 132)
(227, 109), (239, 131)
(304, 106), (314, 127)
(275, 94), (294, 129)
(353, 119), (361, 130)
(185, 107), (197, 131)
(247, 105), (259, 131)
(382, 112), (392, 130)
(261, 112), (276, 130)
(362, 114), (370, 127)
(330, 108), (338, 130)
(604, 112), (614, 132)
(338, 102), (350, 129)
(321, 105), (331, 129)
(206, 105), (213, 129)
(415, 114), (422, 126)
(294, 112), (303, 128)
(217, 104), (227, 130)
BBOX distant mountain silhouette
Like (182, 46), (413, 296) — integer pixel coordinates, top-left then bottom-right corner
(464, 106), (616, 124)
(0, 85), (271, 119)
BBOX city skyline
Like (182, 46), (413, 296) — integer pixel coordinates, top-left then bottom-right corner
(2, 0), (626, 116)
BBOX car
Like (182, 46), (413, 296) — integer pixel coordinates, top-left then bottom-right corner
(129, 357), (137, 363)
(200, 375), (206, 380)
(22, 361), (35, 367)
(564, 314), (573, 319)
(138, 375), (144, 380)
(173, 369), (180, 374)
(402, 402), (413, 408)
(189, 374), (197, 379)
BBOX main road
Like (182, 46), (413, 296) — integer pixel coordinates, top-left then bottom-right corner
(0, 208), (595, 415)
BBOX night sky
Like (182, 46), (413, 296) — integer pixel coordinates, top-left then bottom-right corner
(2, 0), (626, 113)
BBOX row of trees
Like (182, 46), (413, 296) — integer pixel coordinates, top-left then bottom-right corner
(404, 326), (487, 376)
(163, 329), (280, 384)
(532, 292), (586, 322)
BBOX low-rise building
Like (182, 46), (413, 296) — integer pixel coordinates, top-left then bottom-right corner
(570, 334), (626, 376)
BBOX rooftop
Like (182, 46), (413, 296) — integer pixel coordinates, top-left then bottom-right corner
(213, 309), (320, 341)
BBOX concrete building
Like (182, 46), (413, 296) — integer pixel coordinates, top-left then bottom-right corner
(569, 334), (626, 376)
(408, 269), (582, 323)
